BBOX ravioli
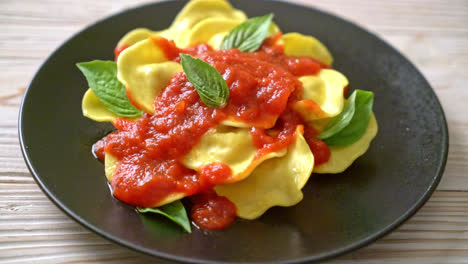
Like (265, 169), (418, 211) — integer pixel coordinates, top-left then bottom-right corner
(215, 128), (314, 219)
(80, 0), (379, 229)
(117, 28), (156, 48)
(183, 125), (286, 184)
(82, 89), (119, 122)
(117, 38), (183, 114)
(206, 21), (281, 50)
(220, 117), (250, 128)
(282, 32), (333, 66)
(82, 38), (182, 120)
(294, 69), (348, 122)
(314, 114), (378, 173)
(182, 17), (244, 48)
(170, 0), (247, 47)
(116, 0), (247, 49)
(104, 153), (119, 182)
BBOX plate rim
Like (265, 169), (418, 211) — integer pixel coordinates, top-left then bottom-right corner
(18, 0), (449, 263)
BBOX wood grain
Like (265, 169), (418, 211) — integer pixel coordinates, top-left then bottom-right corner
(1, 0), (467, 263)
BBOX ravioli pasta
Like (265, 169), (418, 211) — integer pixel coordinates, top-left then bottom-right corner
(183, 126), (287, 184)
(215, 127), (313, 219)
(117, 39), (183, 114)
(314, 114), (378, 173)
(81, 0), (377, 223)
(295, 69), (348, 122)
(281, 32), (334, 66)
(117, 0), (247, 49)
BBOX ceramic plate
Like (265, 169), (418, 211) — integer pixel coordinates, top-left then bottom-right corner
(19, 0), (448, 263)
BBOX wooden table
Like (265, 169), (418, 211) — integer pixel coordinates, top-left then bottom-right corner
(1, 0), (467, 263)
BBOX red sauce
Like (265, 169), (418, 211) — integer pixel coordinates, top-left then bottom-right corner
(199, 163), (232, 189)
(151, 38), (180, 61)
(303, 125), (331, 166)
(343, 86), (349, 97)
(97, 35), (333, 229)
(106, 75), (223, 207)
(124, 88), (142, 110)
(114, 45), (129, 60)
(92, 136), (109, 161)
(298, 100), (327, 117)
(190, 190), (237, 230)
(250, 96), (304, 158)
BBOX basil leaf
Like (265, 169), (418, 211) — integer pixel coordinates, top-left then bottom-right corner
(180, 53), (229, 108)
(221, 13), (274, 52)
(137, 200), (192, 233)
(322, 90), (374, 146)
(77, 60), (143, 117)
(317, 91), (357, 139)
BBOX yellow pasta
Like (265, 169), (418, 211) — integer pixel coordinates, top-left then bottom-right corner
(215, 128), (313, 219)
(117, 28), (156, 48)
(117, 0), (247, 49)
(183, 126), (286, 183)
(169, 0), (246, 47)
(282, 32), (334, 65)
(117, 38), (183, 114)
(82, 89), (119, 122)
(294, 69), (348, 121)
(104, 153), (119, 182)
(183, 18), (244, 47)
(314, 114), (378, 173)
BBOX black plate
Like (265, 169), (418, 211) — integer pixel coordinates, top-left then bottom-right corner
(19, 0), (448, 263)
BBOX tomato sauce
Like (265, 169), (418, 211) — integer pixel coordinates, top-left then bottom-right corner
(303, 125), (331, 166)
(92, 135), (109, 161)
(190, 189), (237, 230)
(96, 35), (332, 230)
(199, 163), (232, 189)
(114, 45), (129, 61)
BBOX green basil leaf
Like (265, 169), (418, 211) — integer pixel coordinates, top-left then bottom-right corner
(76, 60), (144, 117)
(322, 89), (374, 146)
(221, 13), (274, 52)
(180, 53), (229, 108)
(137, 200), (191, 233)
(317, 91), (357, 139)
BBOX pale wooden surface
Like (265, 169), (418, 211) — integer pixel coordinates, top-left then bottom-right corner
(1, 0), (467, 263)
